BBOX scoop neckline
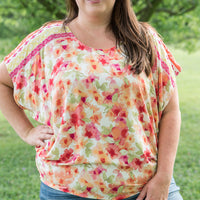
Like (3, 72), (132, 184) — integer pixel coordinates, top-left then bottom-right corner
(65, 25), (117, 53)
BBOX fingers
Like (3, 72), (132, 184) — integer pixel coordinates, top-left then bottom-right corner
(35, 135), (51, 148)
(37, 125), (54, 147)
(27, 125), (54, 147)
(137, 185), (147, 200)
(39, 125), (54, 134)
(36, 140), (46, 148)
(40, 133), (53, 140)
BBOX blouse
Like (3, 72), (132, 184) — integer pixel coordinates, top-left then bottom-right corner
(4, 21), (181, 200)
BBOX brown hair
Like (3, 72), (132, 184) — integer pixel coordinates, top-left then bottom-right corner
(63, 0), (156, 76)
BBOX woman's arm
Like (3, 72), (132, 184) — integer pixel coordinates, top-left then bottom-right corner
(137, 86), (181, 200)
(0, 62), (53, 147)
(156, 85), (181, 182)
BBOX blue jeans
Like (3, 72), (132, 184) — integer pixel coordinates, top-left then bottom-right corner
(40, 177), (183, 200)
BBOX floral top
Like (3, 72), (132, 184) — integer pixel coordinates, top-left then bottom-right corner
(4, 22), (181, 200)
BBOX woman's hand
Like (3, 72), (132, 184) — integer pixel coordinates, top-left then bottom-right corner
(136, 174), (170, 200)
(23, 125), (54, 147)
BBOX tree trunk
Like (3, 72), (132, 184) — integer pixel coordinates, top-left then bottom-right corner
(138, 0), (163, 21)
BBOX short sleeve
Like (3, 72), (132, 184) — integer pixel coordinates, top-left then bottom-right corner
(149, 29), (181, 116)
(3, 25), (52, 125)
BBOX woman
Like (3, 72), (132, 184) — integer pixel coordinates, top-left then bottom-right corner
(0, 0), (183, 199)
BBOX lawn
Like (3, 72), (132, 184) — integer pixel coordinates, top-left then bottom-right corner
(0, 40), (199, 199)
(172, 49), (200, 199)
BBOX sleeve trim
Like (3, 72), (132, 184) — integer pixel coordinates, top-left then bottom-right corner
(161, 41), (182, 76)
(8, 33), (70, 79)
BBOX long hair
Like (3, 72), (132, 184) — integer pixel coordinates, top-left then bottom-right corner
(63, 0), (156, 76)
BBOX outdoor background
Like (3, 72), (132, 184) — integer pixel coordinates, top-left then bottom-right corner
(0, 0), (200, 199)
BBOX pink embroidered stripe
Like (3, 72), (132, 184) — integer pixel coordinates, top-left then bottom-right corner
(9, 33), (73, 78)
(5, 29), (44, 65)
(5, 23), (64, 65)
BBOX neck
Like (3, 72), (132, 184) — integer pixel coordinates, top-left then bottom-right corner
(75, 11), (111, 33)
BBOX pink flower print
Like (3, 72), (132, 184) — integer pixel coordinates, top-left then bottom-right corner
(109, 126), (129, 144)
(161, 72), (171, 88)
(98, 55), (109, 65)
(60, 135), (74, 148)
(42, 84), (47, 93)
(16, 74), (27, 90)
(88, 74), (98, 83)
(106, 94), (112, 101)
(110, 186), (119, 192)
(102, 91), (117, 104)
(71, 113), (80, 126)
(34, 112), (40, 121)
(33, 79), (41, 95)
(84, 123), (101, 140)
(86, 187), (92, 192)
(106, 143), (120, 159)
(113, 169), (123, 179)
(115, 117), (127, 125)
(77, 43), (85, 51)
(134, 98), (147, 115)
(138, 113), (145, 123)
(130, 158), (144, 171)
(108, 184), (122, 194)
(77, 42), (92, 52)
(51, 57), (64, 75)
(138, 104), (146, 113)
(69, 105), (85, 127)
(161, 60), (170, 76)
(60, 61), (69, 70)
(89, 167), (105, 180)
(60, 148), (75, 163)
(46, 112), (52, 126)
(110, 63), (124, 76)
(143, 121), (154, 134)
(53, 47), (63, 57)
(119, 155), (129, 165)
(83, 75), (98, 88)
(151, 58), (157, 73)
(112, 63), (121, 71)
(56, 39), (65, 43)
(111, 105), (121, 117)
(31, 54), (43, 78)
(141, 149), (154, 163)
(70, 112), (84, 127)
(81, 97), (86, 103)
(62, 45), (68, 50)
(48, 78), (54, 88)
(156, 48), (161, 60)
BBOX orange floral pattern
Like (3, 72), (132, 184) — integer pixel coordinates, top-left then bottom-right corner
(4, 22), (181, 199)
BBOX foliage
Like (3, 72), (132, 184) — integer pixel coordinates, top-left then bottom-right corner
(0, 0), (199, 51)
(147, 0), (200, 51)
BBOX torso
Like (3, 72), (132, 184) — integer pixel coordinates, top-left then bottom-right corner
(34, 22), (159, 199)
(6, 21), (179, 200)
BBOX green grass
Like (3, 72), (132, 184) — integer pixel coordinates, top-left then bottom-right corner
(0, 41), (200, 199)
(172, 49), (200, 199)
(0, 114), (40, 200)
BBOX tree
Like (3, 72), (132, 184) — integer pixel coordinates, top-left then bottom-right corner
(0, 0), (199, 51)
(133, 0), (200, 51)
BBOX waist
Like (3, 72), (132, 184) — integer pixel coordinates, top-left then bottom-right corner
(36, 156), (157, 199)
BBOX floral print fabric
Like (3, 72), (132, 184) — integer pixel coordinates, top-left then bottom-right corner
(4, 22), (181, 200)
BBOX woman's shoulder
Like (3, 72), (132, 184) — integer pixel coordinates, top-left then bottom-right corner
(25, 21), (65, 42)
(19, 21), (66, 50)
(37, 20), (65, 38)
(4, 21), (66, 71)
(42, 20), (64, 32)
(145, 25), (160, 44)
